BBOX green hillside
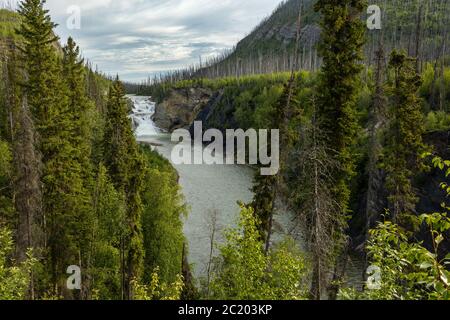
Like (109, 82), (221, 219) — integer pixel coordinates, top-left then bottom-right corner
(0, 9), (20, 39)
(195, 0), (449, 78)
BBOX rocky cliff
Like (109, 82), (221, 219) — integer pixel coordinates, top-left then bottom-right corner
(152, 87), (213, 132)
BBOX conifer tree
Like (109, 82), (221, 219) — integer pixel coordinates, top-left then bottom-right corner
(17, 0), (93, 297)
(61, 37), (98, 298)
(103, 78), (144, 299)
(383, 50), (427, 225)
(251, 174), (276, 242)
(314, 0), (366, 218)
(314, 0), (366, 299)
(62, 37), (93, 182)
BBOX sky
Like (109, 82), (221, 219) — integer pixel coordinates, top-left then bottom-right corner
(21, 0), (286, 82)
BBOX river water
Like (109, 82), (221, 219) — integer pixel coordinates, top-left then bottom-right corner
(128, 95), (364, 290)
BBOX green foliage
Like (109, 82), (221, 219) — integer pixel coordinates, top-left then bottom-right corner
(250, 74), (304, 241)
(340, 157), (450, 300)
(382, 50), (428, 225)
(251, 174), (277, 241)
(313, 0), (367, 262)
(425, 111), (450, 132)
(132, 267), (184, 300)
(62, 37), (95, 181)
(340, 215), (450, 300)
(209, 206), (308, 300)
(0, 9), (21, 39)
(140, 146), (187, 285)
(150, 72), (292, 105)
(103, 78), (145, 298)
(0, 227), (36, 300)
(16, 0), (90, 294)
(0, 140), (11, 180)
(89, 164), (126, 300)
(0, 0), (193, 301)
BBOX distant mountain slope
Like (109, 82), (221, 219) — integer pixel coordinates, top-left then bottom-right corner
(196, 0), (449, 79)
(0, 9), (111, 113)
(0, 9), (64, 55)
(0, 9), (21, 51)
(0, 9), (20, 37)
(234, 0), (318, 53)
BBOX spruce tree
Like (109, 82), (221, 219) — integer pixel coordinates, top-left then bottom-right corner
(314, 0), (366, 298)
(62, 37), (93, 180)
(383, 50), (427, 226)
(251, 174), (276, 242)
(17, 0), (92, 297)
(61, 37), (97, 298)
(314, 0), (366, 217)
(103, 78), (144, 299)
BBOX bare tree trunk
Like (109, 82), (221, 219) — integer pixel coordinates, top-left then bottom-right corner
(4, 51), (42, 300)
(365, 35), (386, 251)
(414, 3), (424, 73)
(206, 209), (218, 298)
(311, 107), (322, 300)
(267, 1), (304, 253)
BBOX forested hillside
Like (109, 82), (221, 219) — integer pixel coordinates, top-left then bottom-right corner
(146, 0), (450, 300)
(139, 0), (449, 85)
(0, 3), (188, 300)
(0, 0), (449, 301)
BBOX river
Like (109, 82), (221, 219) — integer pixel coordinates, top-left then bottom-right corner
(128, 95), (364, 290)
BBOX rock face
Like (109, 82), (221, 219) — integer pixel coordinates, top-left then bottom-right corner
(351, 130), (450, 251)
(153, 87), (213, 132)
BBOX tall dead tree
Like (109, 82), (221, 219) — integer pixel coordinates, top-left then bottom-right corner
(364, 33), (387, 269)
(4, 46), (42, 300)
(414, 3), (424, 73)
(295, 97), (341, 300)
(265, 0), (304, 253)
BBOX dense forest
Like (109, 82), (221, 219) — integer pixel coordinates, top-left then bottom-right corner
(0, 0), (450, 301)
(145, 0), (450, 300)
(0, 1), (189, 300)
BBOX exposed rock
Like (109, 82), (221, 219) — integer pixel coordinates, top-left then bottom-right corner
(152, 87), (213, 132)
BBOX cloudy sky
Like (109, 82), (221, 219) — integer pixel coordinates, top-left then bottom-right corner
(29, 0), (285, 82)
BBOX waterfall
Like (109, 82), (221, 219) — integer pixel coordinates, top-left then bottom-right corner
(128, 95), (160, 138)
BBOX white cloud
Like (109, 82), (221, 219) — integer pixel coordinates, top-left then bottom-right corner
(42, 0), (284, 81)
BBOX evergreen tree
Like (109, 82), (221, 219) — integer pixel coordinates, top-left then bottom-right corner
(103, 78), (144, 299)
(250, 174), (276, 242)
(314, 0), (366, 217)
(17, 0), (92, 297)
(314, 0), (366, 299)
(383, 50), (427, 226)
(61, 37), (98, 298)
(62, 37), (94, 182)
